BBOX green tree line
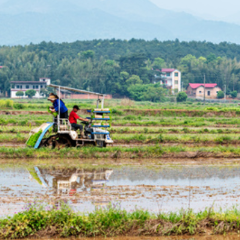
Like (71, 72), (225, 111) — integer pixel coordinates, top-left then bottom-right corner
(1, 39), (240, 101)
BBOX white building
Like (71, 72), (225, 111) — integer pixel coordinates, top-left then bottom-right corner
(10, 78), (51, 98)
(154, 68), (181, 92)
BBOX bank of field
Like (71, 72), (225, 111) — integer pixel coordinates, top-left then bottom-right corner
(2, 203), (240, 238)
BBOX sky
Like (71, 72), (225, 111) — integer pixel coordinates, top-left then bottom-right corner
(150, 0), (240, 22)
(0, 0), (239, 23)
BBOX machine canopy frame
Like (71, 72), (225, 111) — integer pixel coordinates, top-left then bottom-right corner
(48, 84), (106, 132)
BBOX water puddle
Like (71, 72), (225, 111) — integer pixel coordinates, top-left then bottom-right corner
(1, 165), (240, 216)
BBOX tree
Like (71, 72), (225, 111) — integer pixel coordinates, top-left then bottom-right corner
(206, 53), (217, 63)
(152, 57), (165, 70)
(127, 83), (166, 102)
(126, 75), (143, 86)
(127, 84), (148, 101)
(176, 92), (188, 102)
(16, 91), (24, 97)
(80, 50), (95, 60)
(217, 91), (224, 99)
(25, 89), (36, 98)
(231, 90), (238, 98)
(118, 53), (149, 80)
(40, 87), (52, 97)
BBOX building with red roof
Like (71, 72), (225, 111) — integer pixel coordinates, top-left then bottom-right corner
(187, 83), (222, 99)
(154, 68), (181, 92)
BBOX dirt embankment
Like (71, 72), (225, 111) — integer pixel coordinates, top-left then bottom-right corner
(123, 109), (239, 117)
(1, 149), (240, 164)
(2, 214), (240, 239)
(1, 109), (239, 117)
(0, 110), (47, 115)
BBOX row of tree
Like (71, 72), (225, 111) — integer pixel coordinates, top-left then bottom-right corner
(1, 39), (240, 101)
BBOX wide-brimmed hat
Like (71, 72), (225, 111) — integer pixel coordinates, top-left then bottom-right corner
(47, 95), (57, 101)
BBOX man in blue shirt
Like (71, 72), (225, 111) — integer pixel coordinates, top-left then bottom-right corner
(48, 95), (68, 119)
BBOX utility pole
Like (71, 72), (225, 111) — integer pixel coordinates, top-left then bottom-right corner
(204, 74), (206, 105)
(224, 84), (226, 102)
(181, 81), (183, 92)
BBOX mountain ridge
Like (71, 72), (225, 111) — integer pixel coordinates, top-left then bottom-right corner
(0, 0), (240, 45)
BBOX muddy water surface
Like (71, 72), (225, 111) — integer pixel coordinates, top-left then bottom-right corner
(1, 165), (240, 216)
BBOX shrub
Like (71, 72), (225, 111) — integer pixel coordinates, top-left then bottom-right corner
(16, 91), (24, 97)
(231, 90), (238, 98)
(0, 100), (14, 109)
(176, 92), (188, 102)
(13, 103), (25, 109)
(25, 89), (36, 98)
(217, 91), (224, 99)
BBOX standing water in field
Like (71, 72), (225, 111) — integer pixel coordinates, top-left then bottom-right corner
(1, 165), (240, 216)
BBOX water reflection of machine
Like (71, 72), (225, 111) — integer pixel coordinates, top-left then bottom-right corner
(29, 167), (113, 198)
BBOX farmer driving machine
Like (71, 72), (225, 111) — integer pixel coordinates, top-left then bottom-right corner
(26, 84), (113, 149)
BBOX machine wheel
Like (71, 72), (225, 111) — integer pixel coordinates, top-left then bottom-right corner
(40, 134), (72, 149)
(54, 135), (72, 149)
(96, 140), (107, 148)
(40, 135), (57, 149)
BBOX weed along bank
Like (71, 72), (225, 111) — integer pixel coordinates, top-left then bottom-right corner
(3, 99), (240, 238)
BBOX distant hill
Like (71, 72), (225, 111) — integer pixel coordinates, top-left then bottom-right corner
(1, 0), (240, 45)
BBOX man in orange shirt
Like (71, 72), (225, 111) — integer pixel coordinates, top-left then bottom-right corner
(69, 105), (89, 138)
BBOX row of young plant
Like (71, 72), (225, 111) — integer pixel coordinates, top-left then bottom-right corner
(1, 202), (240, 238)
(2, 126), (240, 134)
(112, 133), (239, 144)
(2, 118), (240, 128)
(110, 127), (240, 134)
(1, 132), (239, 144)
(1, 145), (240, 158)
(7, 98), (240, 111)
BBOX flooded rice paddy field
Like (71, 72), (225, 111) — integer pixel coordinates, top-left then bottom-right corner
(1, 165), (240, 216)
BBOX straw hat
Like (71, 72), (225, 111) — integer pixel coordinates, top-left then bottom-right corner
(47, 95), (57, 101)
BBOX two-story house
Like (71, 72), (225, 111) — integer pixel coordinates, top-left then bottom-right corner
(154, 68), (181, 92)
(10, 78), (50, 98)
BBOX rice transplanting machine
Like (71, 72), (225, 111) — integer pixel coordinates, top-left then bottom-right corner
(26, 84), (114, 149)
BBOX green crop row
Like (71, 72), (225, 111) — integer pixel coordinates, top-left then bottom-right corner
(1, 132), (240, 144)
(1, 145), (240, 159)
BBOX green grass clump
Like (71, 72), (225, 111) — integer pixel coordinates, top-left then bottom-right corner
(26, 130), (42, 147)
(123, 115), (137, 120)
(0, 99), (14, 109)
(3, 203), (240, 238)
(13, 103), (25, 109)
(0, 202), (152, 238)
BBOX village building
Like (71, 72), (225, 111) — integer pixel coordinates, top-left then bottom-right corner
(154, 68), (181, 92)
(187, 83), (222, 99)
(10, 78), (50, 98)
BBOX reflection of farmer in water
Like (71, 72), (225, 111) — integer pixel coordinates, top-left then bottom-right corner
(49, 169), (113, 196)
(29, 167), (113, 208)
